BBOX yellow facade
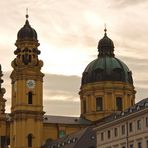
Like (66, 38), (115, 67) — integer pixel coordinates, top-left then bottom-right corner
(80, 81), (136, 121)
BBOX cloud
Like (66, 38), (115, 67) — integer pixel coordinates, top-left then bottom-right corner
(44, 74), (81, 93)
(43, 99), (80, 116)
(110, 0), (148, 8)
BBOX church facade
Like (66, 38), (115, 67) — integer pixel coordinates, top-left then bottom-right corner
(0, 15), (136, 148)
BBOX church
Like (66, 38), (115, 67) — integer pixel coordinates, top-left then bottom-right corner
(0, 14), (137, 148)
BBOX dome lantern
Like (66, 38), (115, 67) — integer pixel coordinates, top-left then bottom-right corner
(97, 27), (114, 57)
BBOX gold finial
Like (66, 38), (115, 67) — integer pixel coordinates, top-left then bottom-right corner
(26, 8), (29, 19)
(104, 23), (107, 36)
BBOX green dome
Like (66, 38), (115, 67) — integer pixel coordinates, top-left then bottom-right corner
(82, 57), (133, 85)
(81, 29), (133, 85)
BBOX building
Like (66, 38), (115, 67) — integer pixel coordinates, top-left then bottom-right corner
(94, 98), (148, 148)
(0, 14), (138, 148)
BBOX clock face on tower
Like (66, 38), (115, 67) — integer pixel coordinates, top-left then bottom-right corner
(26, 80), (35, 89)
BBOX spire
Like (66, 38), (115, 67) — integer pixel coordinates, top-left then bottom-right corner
(104, 24), (107, 36)
(25, 8), (29, 25)
(26, 8), (29, 20)
(97, 27), (114, 57)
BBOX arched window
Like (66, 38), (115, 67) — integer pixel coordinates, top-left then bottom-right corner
(22, 55), (25, 63)
(116, 97), (122, 111)
(96, 97), (103, 111)
(28, 134), (32, 147)
(28, 92), (33, 104)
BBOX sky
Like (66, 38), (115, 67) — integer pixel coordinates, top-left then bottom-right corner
(1, 0), (148, 116)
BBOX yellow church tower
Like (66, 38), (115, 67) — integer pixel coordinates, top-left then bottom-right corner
(79, 28), (136, 121)
(0, 65), (7, 147)
(10, 14), (44, 148)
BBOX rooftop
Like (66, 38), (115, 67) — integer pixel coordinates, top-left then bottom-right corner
(43, 115), (92, 125)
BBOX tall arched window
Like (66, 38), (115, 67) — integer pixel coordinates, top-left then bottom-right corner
(116, 97), (122, 111)
(28, 92), (33, 104)
(96, 97), (103, 111)
(28, 134), (32, 147)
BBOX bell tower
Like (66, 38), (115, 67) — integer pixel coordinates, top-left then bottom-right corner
(10, 14), (44, 148)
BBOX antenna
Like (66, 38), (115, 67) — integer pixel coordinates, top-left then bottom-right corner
(104, 23), (107, 36)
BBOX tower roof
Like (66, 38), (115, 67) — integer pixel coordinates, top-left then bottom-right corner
(17, 14), (37, 41)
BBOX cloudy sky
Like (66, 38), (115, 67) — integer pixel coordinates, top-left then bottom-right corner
(1, 0), (148, 116)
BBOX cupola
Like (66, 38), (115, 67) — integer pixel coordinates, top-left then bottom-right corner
(81, 28), (133, 85)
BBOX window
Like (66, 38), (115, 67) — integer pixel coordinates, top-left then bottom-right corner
(29, 55), (32, 63)
(28, 92), (33, 104)
(59, 131), (65, 138)
(114, 128), (118, 137)
(137, 120), (141, 130)
(96, 97), (103, 111)
(138, 142), (142, 148)
(83, 100), (86, 113)
(116, 97), (122, 111)
(131, 99), (134, 106)
(28, 134), (32, 147)
(146, 140), (148, 148)
(146, 117), (148, 127)
(107, 130), (111, 139)
(101, 132), (104, 141)
(121, 125), (125, 135)
(129, 144), (133, 148)
(129, 122), (133, 132)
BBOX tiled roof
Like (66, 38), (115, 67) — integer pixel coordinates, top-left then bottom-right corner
(43, 115), (92, 125)
(41, 126), (96, 148)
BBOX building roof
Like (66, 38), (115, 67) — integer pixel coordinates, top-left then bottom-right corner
(43, 115), (92, 125)
(95, 98), (148, 126)
(41, 126), (96, 148)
